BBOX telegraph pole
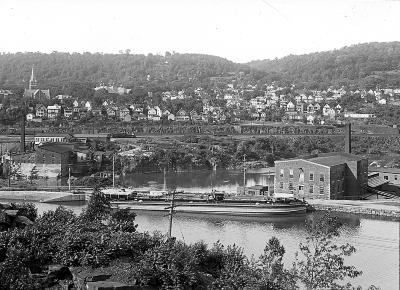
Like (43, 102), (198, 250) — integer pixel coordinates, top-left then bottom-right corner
(68, 165), (71, 191)
(167, 191), (176, 238)
(112, 155), (115, 188)
(243, 154), (246, 188)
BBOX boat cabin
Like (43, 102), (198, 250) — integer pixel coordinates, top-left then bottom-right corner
(237, 185), (273, 197)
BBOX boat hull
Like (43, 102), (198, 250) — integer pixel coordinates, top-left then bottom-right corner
(114, 202), (307, 217)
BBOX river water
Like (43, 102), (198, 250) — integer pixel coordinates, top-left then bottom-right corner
(31, 201), (399, 290)
(5, 169), (399, 289)
(120, 169), (274, 193)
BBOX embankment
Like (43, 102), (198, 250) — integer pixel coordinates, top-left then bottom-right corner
(308, 199), (400, 219)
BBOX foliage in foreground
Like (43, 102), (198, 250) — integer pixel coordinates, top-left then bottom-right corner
(0, 194), (380, 290)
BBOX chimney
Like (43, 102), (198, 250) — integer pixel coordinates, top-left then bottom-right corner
(344, 123), (351, 154)
(20, 115), (25, 153)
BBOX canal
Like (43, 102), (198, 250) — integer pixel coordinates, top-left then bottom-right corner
(32, 201), (399, 290)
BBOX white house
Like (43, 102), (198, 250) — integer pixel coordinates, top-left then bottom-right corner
(26, 113), (35, 121)
(47, 104), (61, 119)
(85, 101), (92, 111)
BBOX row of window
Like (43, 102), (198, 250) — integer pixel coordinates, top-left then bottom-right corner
(279, 168), (325, 182)
(278, 182), (325, 195)
(36, 137), (65, 142)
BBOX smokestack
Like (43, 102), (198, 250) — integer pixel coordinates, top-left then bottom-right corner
(344, 123), (351, 154)
(21, 115), (25, 153)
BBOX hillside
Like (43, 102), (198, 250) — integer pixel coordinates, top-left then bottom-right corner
(0, 52), (241, 90)
(247, 42), (400, 89)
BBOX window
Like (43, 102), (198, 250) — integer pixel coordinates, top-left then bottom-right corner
(384, 175), (388, 180)
(320, 174), (325, 182)
(280, 169), (284, 178)
(279, 182), (283, 189)
(319, 186), (324, 195)
(289, 169), (293, 178)
(395, 175), (398, 181)
(309, 172), (314, 181)
(309, 185), (314, 194)
(299, 168), (304, 182)
(298, 185), (304, 191)
(289, 182), (293, 190)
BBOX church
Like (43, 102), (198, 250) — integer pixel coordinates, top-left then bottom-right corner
(23, 67), (51, 99)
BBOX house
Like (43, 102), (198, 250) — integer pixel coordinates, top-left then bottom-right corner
(286, 101), (295, 112)
(91, 108), (102, 116)
(118, 108), (130, 121)
(167, 113), (175, 121)
(85, 101), (92, 111)
(54, 94), (72, 100)
(306, 104), (314, 114)
(307, 115), (315, 125)
(76, 149), (91, 163)
(34, 133), (72, 145)
(322, 104), (331, 116)
(72, 133), (111, 143)
(336, 104), (342, 114)
(47, 104), (61, 119)
(190, 110), (201, 122)
(26, 113), (35, 121)
(274, 153), (368, 200)
(106, 107), (116, 117)
(35, 104), (47, 118)
(296, 103), (305, 113)
(137, 113), (147, 121)
(148, 107), (161, 121)
(369, 167), (400, 186)
(175, 109), (189, 122)
(73, 100), (79, 107)
(314, 103), (321, 112)
(64, 108), (73, 118)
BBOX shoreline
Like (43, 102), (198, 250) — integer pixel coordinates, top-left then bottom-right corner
(1, 190), (399, 219)
(307, 199), (400, 220)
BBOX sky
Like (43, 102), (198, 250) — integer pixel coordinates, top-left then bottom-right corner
(1, 0), (399, 63)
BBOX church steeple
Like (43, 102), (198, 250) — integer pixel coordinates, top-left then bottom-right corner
(29, 66), (37, 90)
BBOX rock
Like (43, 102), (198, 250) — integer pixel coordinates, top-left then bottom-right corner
(4, 209), (19, 217)
(12, 215), (34, 228)
(86, 281), (137, 290)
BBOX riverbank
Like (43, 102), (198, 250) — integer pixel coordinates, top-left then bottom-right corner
(308, 198), (400, 220)
(0, 190), (88, 203)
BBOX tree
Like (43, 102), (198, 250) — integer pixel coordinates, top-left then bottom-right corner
(81, 189), (111, 222)
(292, 213), (363, 290)
(28, 166), (39, 184)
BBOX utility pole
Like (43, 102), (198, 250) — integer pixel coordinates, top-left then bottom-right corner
(167, 191), (176, 238)
(68, 165), (71, 191)
(112, 154), (115, 188)
(243, 154), (246, 188)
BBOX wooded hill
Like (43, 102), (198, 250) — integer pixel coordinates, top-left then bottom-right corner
(0, 42), (399, 91)
(0, 52), (240, 90)
(247, 42), (400, 89)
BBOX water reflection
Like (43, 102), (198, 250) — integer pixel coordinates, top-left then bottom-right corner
(11, 200), (399, 290)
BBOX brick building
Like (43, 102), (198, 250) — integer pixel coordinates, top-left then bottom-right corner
(35, 143), (74, 176)
(274, 153), (368, 200)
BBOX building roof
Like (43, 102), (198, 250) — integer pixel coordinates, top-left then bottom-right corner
(35, 133), (72, 138)
(307, 153), (365, 167)
(73, 133), (110, 138)
(275, 153), (366, 168)
(367, 176), (389, 188)
(38, 144), (73, 154)
(369, 166), (400, 174)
